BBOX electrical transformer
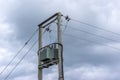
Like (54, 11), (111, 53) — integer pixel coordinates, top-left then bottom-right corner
(40, 47), (58, 63)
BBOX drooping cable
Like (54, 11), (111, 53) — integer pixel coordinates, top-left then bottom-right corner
(3, 27), (47, 80)
(53, 27), (120, 52)
(62, 16), (70, 34)
(62, 16), (120, 43)
(62, 16), (120, 37)
(56, 16), (120, 52)
(3, 40), (38, 80)
(49, 31), (52, 43)
(63, 32), (120, 52)
(69, 26), (120, 42)
(0, 28), (38, 76)
(72, 19), (120, 36)
(45, 24), (52, 43)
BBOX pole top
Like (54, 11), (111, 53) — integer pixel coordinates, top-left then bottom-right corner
(38, 12), (63, 27)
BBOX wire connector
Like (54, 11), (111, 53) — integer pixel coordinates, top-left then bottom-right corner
(65, 16), (70, 21)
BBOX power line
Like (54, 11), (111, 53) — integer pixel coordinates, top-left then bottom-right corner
(52, 28), (120, 52)
(72, 19), (120, 36)
(3, 40), (38, 80)
(62, 16), (70, 34)
(52, 16), (120, 51)
(59, 20), (120, 51)
(62, 16), (120, 43)
(55, 22), (119, 45)
(52, 21), (69, 43)
(60, 20), (120, 44)
(3, 28), (47, 80)
(25, 28), (39, 45)
(63, 16), (120, 37)
(0, 28), (38, 76)
(68, 26), (120, 42)
(63, 32), (120, 52)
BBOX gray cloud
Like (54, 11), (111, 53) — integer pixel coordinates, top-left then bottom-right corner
(1, 0), (120, 80)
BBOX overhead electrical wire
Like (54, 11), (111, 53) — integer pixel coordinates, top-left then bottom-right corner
(3, 28), (47, 80)
(3, 40), (38, 80)
(45, 24), (52, 43)
(52, 26), (120, 52)
(53, 19), (69, 43)
(3, 15), (120, 80)
(60, 21), (120, 43)
(0, 28), (39, 76)
(62, 16), (120, 37)
(52, 28), (120, 52)
(62, 16), (70, 34)
(49, 31), (52, 43)
(60, 16), (120, 52)
(51, 16), (120, 52)
(71, 19), (120, 36)
(63, 32), (120, 52)
(53, 19), (120, 45)
(68, 26), (120, 42)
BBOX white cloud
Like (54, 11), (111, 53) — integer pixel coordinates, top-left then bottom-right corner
(0, 23), (13, 36)
(0, 21), (15, 63)
(43, 72), (57, 80)
(37, 65), (120, 80)
(0, 0), (21, 14)
(13, 74), (36, 80)
(1, 0), (120, 80)
(0, 48), (10, 61)
(65, 65), (119, 80)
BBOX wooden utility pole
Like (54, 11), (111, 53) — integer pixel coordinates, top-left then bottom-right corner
(38, 26), (42, 80)
(38, 12), (64, 80)
(57, 12), (64, 80)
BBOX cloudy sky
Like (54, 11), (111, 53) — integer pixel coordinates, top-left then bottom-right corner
(0, 0), (120, 80)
